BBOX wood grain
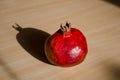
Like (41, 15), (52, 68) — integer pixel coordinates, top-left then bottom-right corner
(0, 0), (120, 80)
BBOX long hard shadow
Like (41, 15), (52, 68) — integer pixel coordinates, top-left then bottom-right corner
(13, 24), (51, 64)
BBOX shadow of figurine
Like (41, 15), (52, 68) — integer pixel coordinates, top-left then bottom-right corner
(13, 24), (51, 65)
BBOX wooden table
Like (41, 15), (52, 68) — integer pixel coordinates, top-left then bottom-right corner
(0, 0), (120, 80)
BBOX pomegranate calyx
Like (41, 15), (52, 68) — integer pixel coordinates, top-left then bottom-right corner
(60, 22), (71, 34)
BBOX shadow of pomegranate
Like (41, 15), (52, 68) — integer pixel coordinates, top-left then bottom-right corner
(13, 24), (51, 65)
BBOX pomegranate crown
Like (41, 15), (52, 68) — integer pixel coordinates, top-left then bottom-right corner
(60, 22), (71, 33)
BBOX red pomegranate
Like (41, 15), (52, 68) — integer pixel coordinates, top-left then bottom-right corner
(44, 22), (88, 67)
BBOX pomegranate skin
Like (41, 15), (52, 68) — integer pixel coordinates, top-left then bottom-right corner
(45, 26), (88, 67)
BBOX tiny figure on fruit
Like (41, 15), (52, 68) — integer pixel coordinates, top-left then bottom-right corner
(44, 22), (88, 67)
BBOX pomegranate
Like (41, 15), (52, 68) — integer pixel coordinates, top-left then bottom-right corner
(44, 22), (88, 67)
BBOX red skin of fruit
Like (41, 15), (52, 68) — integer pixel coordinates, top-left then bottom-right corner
(45, 27), (88, 67)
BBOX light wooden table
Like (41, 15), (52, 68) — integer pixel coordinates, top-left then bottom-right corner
(0, 0), (120, 80)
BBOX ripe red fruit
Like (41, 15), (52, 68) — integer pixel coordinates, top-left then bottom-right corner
(44, 22), (88, 67)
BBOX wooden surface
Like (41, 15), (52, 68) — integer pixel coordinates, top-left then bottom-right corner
(0, 0), (120, 80)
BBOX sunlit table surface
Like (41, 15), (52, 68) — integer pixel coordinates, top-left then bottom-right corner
(0, 0), (120, 80)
